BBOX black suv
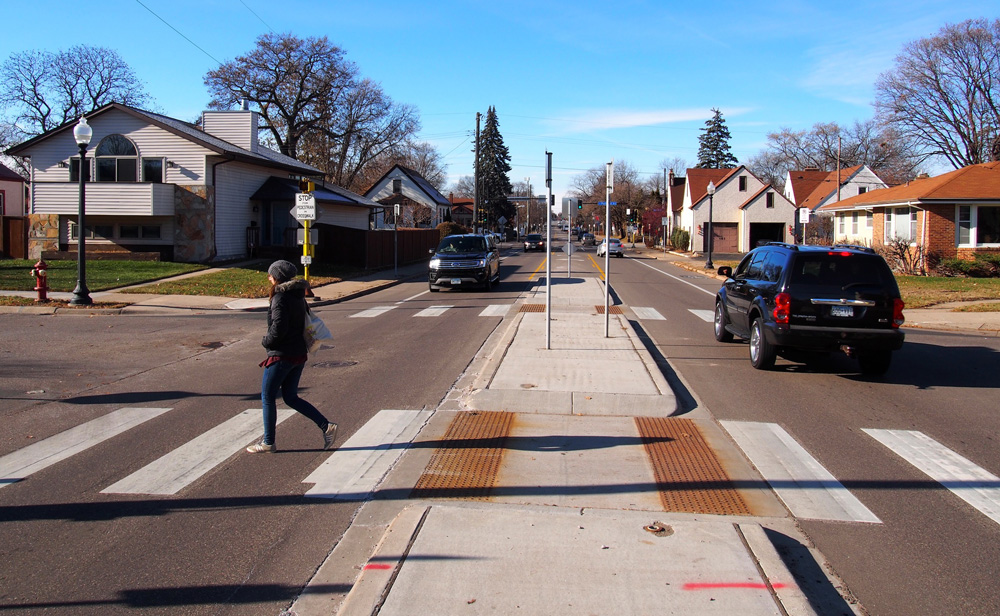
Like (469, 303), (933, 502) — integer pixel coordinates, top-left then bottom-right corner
(714, 243), (905, 374)
(428, 234), (500, 292)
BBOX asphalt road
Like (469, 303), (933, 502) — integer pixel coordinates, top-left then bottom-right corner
(0, 253), (535, 615)
(610, 251), (1000, 616)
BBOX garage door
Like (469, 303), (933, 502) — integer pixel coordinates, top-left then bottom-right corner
(703, 222), (738, 253)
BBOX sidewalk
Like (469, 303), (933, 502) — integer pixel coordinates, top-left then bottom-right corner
(285, 271), (853, 616)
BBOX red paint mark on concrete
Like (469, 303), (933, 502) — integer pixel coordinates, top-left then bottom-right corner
(683, 582), (787, 590)
(363, 563), (393, 570)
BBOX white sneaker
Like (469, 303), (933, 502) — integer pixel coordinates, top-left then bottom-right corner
(323, 423), (338, 450)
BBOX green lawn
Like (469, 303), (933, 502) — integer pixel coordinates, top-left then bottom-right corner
(126, 261), (360, 298)
(0, 259), (206, 292)
(895, 275), (1000, 308)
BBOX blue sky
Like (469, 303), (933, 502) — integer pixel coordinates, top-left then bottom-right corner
(3, 0), (994, 202)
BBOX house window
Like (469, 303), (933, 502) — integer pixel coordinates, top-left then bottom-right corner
(958, 206), (972, 244)
(95, 134), (138, 182)
(851, 212), (859, 235)
(885, 207), (917, 242)
(838, 214), (846, 235)
(142, 158), (163, 183)
(766, 192), (774, 208)
(956, 205), (1000, 246)
(72, 223), (162, 240)
(866, 211), (873, 228)
(392, 178), (402, 194)
(739, 176), (747, 191)
(69, 158), (91, 182)
(859, 186), (868, 195)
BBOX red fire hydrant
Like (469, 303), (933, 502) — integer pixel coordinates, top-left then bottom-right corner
(30, 259), (49, 303)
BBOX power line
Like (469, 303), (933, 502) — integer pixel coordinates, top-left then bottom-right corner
(238, 0), (275, 32)
(134, 0), (223, 65)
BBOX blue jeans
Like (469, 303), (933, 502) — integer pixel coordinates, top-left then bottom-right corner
(260, 359), (328, 445)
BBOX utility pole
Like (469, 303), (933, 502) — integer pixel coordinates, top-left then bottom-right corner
(474, 112), (481, 233)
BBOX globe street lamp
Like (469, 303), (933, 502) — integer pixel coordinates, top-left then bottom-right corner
(70, 117), (93, 306)
(704, 180), (716, 270)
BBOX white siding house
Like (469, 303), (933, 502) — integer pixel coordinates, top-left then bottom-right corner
(6, 102), (376, 262)
(365, 165), (451, 228)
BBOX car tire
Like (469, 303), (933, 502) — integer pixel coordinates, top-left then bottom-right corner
(483, 273), (492, 291)
(858, 349), (892, 376)
(749, 317), (776, 370)
(714, 302), (734, 342)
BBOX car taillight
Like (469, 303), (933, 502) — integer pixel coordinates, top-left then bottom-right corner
(828, 251), (852, 257)
(892, 298), (905, 328)
(773, 293), (791, 324)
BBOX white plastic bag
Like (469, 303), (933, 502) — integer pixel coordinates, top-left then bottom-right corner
(304, 309), (332, 352)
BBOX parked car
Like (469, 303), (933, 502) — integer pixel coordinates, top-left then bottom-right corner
(523, 233), (545, 252)
(596, 238), (624, 257)
(428, 234), (500, 292)
(713, 243), (905, 374)
(581, 233), (596, 246)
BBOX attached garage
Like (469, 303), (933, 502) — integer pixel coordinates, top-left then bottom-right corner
(749, 222), (785, 248)
(703, 222), (739, 253)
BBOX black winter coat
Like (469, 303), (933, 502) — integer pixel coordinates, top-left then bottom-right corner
(262, 279), (310, 358)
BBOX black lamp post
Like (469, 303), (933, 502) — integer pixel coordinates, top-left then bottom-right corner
(704, 180), (716, 270)
(70, 116), (93, 306)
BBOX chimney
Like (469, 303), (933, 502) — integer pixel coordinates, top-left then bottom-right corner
(202, 109), (259, 152)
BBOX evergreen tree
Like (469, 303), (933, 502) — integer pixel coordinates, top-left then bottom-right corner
(476, 106), (513, 230)
(696, 108), (739, 169)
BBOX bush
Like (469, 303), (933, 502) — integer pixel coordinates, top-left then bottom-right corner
(436, 221), (469, 241)
(670, 228), (690, 251)
(933, 253), (1000, 278)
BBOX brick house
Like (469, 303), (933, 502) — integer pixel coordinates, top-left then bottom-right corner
(817, 162), (1000, 265)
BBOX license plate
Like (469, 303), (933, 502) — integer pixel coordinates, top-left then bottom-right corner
(451, 278), (462, 285)
(830, 305), (853, 317)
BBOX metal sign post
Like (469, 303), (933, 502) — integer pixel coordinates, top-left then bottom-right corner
(545, 151), (553, 350)
(604, 160), (613, 338)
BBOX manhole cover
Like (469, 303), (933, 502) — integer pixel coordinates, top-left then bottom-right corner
(312, 360), (358, 368)
(200, 341), (223, 349)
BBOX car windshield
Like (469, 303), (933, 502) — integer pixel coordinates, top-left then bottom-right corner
(437, 236), (487, 253)
(526, 234), (542, 240)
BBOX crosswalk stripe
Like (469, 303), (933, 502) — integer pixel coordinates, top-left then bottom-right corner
(480, 304), (510, 317)
(102, 408), (294, 495)
(0, 407), (172, 488)
(350, 306), (397, 318)
(633, 306), (665, 320)
(415, 305), (453, 317)
(689, 309), (714, 323)
(303, 409), (432, 500)
(864, 429), (1000, 525)
(722, 420), (881, 523)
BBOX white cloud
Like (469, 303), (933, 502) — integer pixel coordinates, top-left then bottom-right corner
(551, 108), (753, 133)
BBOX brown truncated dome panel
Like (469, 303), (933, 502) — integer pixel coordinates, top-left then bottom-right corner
(635, 417), (751, 515)
(411, 411), (513, 501)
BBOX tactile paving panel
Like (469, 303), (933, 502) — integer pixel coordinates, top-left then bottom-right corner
(594, 305), (624, 314)
(519, 304), (545, 312)
(635, 417), (752, 515)
(411, 411), (513, 501)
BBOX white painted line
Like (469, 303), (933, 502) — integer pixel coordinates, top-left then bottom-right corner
(0, 407), (172, 488)
(102, 408), (294, 495)
(865, 429), (1000, 525)
(398, 290), (429, 304)
(633, 306), (665, 320)
(414, 305), (453, 317)
(350, 306), (397, 318)
(480, 304), (511, 317)
(633, 259), (716, 296)
(722, 421), (881, 523)
(303, 409), (433, 500)
(689, 309), (714, 323)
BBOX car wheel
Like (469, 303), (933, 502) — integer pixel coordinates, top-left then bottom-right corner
(749, 317), (776, 370)
(714, 302), (734, 342)
(483, 273), (492, 291)
(858, 349), (892, 376)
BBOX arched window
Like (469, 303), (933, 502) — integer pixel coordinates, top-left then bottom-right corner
(95, 134), (138, 182)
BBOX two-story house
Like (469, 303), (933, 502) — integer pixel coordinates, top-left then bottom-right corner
(784, 165), (889, 244)
(679, 166), (796, 253)
(6, 102), (377, 262)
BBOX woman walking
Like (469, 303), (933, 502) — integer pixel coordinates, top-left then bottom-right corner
(247, 260), (337, 453)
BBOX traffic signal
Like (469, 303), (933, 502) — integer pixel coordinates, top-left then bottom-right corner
(298, 178), (315, 192)
(577, 198), (583, 210)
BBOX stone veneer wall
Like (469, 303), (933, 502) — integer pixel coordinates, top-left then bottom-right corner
(27, 214), (59, 260)
(174, 185), (216, 263)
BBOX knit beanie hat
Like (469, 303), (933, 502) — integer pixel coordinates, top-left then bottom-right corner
(268, 260), (298, 283)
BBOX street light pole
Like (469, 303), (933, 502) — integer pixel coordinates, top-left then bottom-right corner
(70, 117), (93, 306)
(704, 180), (716, 270)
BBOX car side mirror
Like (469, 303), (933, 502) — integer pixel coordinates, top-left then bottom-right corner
(718, 266), (733, 278)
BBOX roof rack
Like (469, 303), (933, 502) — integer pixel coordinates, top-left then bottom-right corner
(831, 244), (876, 254)
(759, 241), (799, 250)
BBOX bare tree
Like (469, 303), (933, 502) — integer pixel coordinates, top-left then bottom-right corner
(1, 46), (150, 136)
(449, 175), (476, 198)
(875, 18), (1000, 169)
(352, 140), (447, 193)
(205, 33), (357, 159)
(570, 160), (655, 237)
